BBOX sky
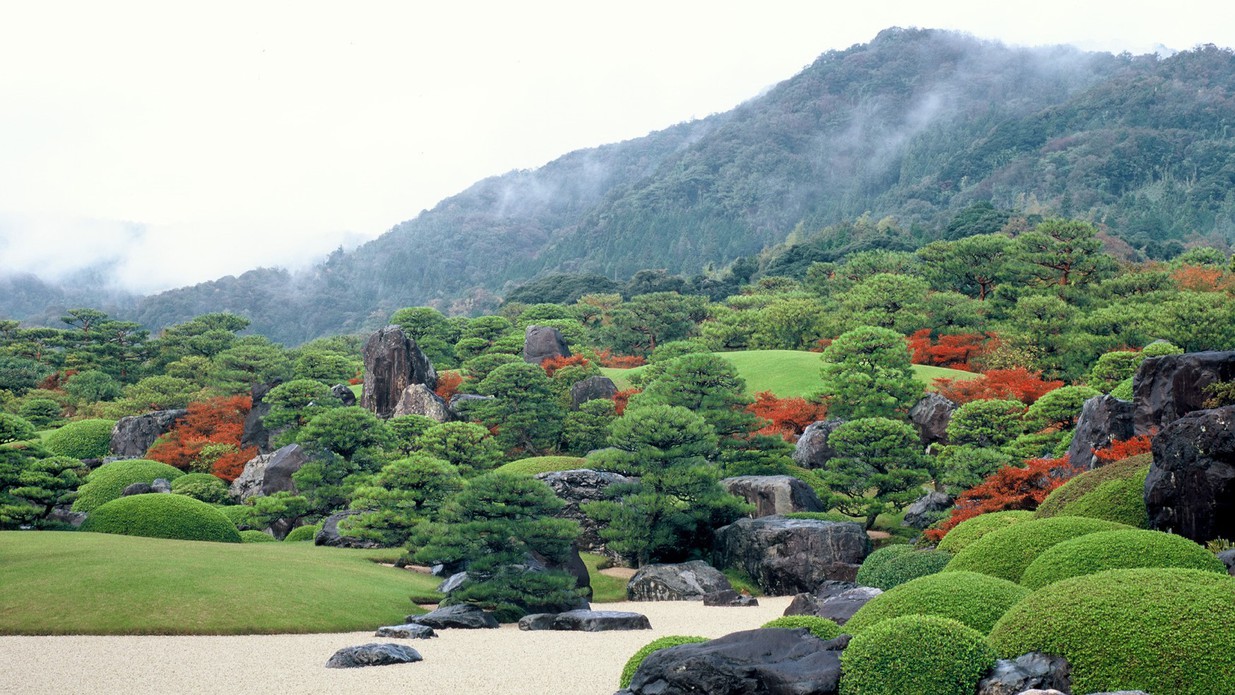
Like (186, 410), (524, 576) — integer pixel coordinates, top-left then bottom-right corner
(1, 0), (1233, 294)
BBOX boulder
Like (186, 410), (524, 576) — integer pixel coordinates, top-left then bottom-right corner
(522, 325), (571, 364)
(392, 383), (451, 422)
(568, 376), (618, 410)
(713, 516), (870, 595)
(516, 610), (651, 632)
(976, 652), (1071, 695)
(324, 643), (422, 668)
(1145, 405), (1235, 543)
(46, 505), (87, 528)
(792, 419), (845, 469)
(241, 381), (281, 454)
(627, 560), (733, 601)
(331, 383), (357, 407)
(150, 478), (172, 493)
(782, 582), (881, 626)
(110, 409), (187, 457)
(436, 572), (468, 595)
(902, 490), (953, 529)
(535, 469), (634, 553)
(625, 628), (845, 695)
(909, 393), (957, 447)
(405, 604), (499, 629)
(1067, 395), (1136, 470)
(361, 326), (437, 419)
(260, 444), (309, 497)
(1219, 549), (1235, 576)
(721, 475), (826, 517)
(703, 590), (759, 607)
(229, 455), (268, 502)
(315, 509), (382, 549)
(121, 482), (153, 496)
(1133, 351), (1235, 435)
(374, 623), (436, 639)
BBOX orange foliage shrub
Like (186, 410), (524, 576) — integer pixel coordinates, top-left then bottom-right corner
(811, 338), (834, 353)
(434, 371), (462, 402)
(1171, 264), (1232, 292)
(541, 354), (591, 376)
(924, 455), (1076, 542)
(906, 330), (985, 370)
(145, 395), (257, 483)
(592, 349), (647, 369)
(934, 368), (1063, 405)
(1092, 434), (1153, 465)
(613, 388), (640, 416)
(747, 391), (828, 441)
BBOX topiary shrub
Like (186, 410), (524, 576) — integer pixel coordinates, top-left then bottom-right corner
(170, 473), (230, 505)
(856, 547), (952, 590)
(989, 568), (1235, 695)
(42, 419), (116, 459)
(935, 510), (1034, 554)
(1020, 529), (1228, 589)
(492, 456), (588, 476)
(844, 570), (1030, 635)
(239, 529), (276, 542)
(760, 616), (842, 641)
(619, 635), (709, 689)
(80, 493), (242, 543)
(943, 516), (1129, 584)
(1034, 453), (1150, 525)
(71, 459), (185, 513)
(1058, 468), (1148, 528)
(216, 504), (255, 531)
(840, 614), (996, 695)
(283, 523), (322, 542)
(855, 544), (913, 585)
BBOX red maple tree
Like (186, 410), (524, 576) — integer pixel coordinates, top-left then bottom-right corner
(612, 388), (641, 416)
(434, 371), (462, 402)
(145, 395), (257, 483)
(592, 349), (647, 369)
(924, 455), (1076, 543)
(934, 368), (1063, 405)
(1092, 434), (1153, 465)
(906, 330), (985, 370)
(746, 391), (828, 441)
(540, 354), (591, 376)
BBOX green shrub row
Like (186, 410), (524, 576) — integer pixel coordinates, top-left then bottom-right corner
(856, 546), (952, 590)
(1020, 529), (1227, 589)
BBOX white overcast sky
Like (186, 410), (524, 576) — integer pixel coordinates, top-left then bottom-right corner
(1, 0), (1233, 294)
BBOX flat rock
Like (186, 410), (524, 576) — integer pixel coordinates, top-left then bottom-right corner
(703, 589), (759, 607)
(783, 583), (881, 626)
(325, 643), (422, 668)
(374, 623), (436, 639)
(627, 560), (732, 601)
(713, 516), (870, 595)
(721, 475), (825, 517)
(405, 604), (499, 629)
(517, 610), (650, 632)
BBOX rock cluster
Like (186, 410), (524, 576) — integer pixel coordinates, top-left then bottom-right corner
(360, 325), (437, 419)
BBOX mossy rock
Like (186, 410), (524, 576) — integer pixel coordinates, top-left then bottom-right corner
(840, 614), (996, 695)
(1020, 529), (1228, 589)
(943, 516), (1129, 584)
(619, 635), (708, 689)
(1035, 454), (1150, 527)
(283, 523), (322, 542)
(42, 419), (116, 459)
(492, 456), (588, 476)
(170, 473), (230, 505)
(760, 616), (841, 640)
(239, 529), (277, 543)
(936, 510), (1034, 554)
(989, 568), (1235, 695)
(856, 546), (952, 590)
(80, 494), (242, 543)
(71, 459), (185, 513)
(845, 570), (1030, 635)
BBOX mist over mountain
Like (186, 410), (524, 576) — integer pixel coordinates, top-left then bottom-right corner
(6, 28), (1235, 343)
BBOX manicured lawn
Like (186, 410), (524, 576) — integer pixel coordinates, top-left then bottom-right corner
(0, 531), (441, 635)
(581, 552), (629, 603)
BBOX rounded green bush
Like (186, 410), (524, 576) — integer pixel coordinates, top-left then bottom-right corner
(215, 504), (256, 530)
(936, 510), (1034, 554)
(1020, 529), (1228, 589)
(989, 568), (1235, 695)
(42, 419), (116, 459)
(943, 516), (1129, 583)
(80, 494), (242, 543)
(857, 547), (952, 590)
(492, 456), (588, 476)
(170, 473), (230, 504)
(239, 529), (276, 543)
(845, 570), (1030, 635)
(619, 635), (708, 688)
(761, 616), (841, 641)
(840, 615), (996, 695)
(855, 544), (913, 585)
(283, 523), (322, 542)
(1035, 454), (1150, 526)
(71, 459), (185, 512)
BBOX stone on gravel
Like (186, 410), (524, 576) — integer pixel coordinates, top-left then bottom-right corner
(516, 610), (650, 632)
(374, 624), (436, 639)
(713, 516), (870, 595)
(627, 560), (733, 601)
(1145, 405), (1235, 543)
(703, 590), (759, 607)
(325, 643), (422, 668)
(405, 604), (499, 629)
(721, 475), (825, 517)
(976, 652), (1071, 695)
(782, 582), (881, 626)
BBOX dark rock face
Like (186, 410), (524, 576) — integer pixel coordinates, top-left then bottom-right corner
(713, 516), (870, 595)
(792, 419), (846, 469)
(406, 604), (499, 629)
(1219, 549), (1235, 576)
(392, 383), (451, 422)
(627, 560), (733, 601)
(522, 325), (571, 364)
(121, 482), (153, 496)
(783, 582), (882, 626)
(325, 643), (422, 668)
(721, 475), (826, 517)
(331, 383), (357, 407)
(568, 375), (618, 410)
(626, 628), (845, 695)
(703, 590), (759, 607)
(315, 509), (382, 549)
(517, 610), (651, 632)
(374, 623), (436, 639)
(976, 652), (1071, 695)
(909, 393), (957, 447)
(261, 444), (309, 496)
(1133, 351), (1235, 435)
(241, 381), (281, 454)
(361, 326), (438, 419)
(110, 409), (187, 457)
(1068, 395), (1136, 470)
(902, 491), (953, 529)
(1145, 405), (1235, 543)
(535, 469), (633, 553)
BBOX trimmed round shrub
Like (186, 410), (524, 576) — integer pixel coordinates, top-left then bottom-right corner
(943, 516), (1128, 583)
(216, 504), (255, 531)
(80, 493), (242, 543)
(71, 459), (185, 512)
(170, 473), (230, 504)
(855, 544), (913, 584)
(857, 547), (952, 590)
(936, 510), (1034, 554)
(239, 529), (276, 542)
(989, 568), (1235, 695)
(283, 523), (322, 542)
(845, 570), (1030, 635)
(761, 616), (841, 641)
(42, 419), (116, 459)
(1035, 454), (1150, 525)
(619, 635), (708, 688)
(1020, 529), (1228, 589)
(840, 615), (996, 695)
(493, 456), (587, 476)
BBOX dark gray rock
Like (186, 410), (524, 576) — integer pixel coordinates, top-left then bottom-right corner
(721, 475), (826, 517)
(325, 643), (422, 668)
(792, 419), (846, 469)
(331, 383), (357, 407)
(361, 325), (438, 419)
(1133, 350), (1235, 435)
(1068, 394), (1136, 470)
(976, 652), (1071, 695)
(522, 325), (571, 364)
(392, 383), (451, 422)
(909, 393), (957, 447)
(315, 509), (382, 549)
(436, 571), (468, 595)
(535, 469), (633, 553)
(516, 613), (557, 631)
(713, 516), (870, 595)
(374, 623), (436, 639)
(241, 381), (281, 454)
(260, 444), (309, 497)
(1145, 405), (1235, 543)
(405, 604), (499, 629)
(121, 482), (153, 496)
(626, 627), (844, 695)
(46, 505), (87, 528)
(1219, 548), (1235, 576)
(703, 589), (759, 607)
(569, 376), (618, 410)
(902, 491), (953, 529)
(783, 584), (881, 626)
(627, 560), (733, 601)
(1085, 691), (1151, 694)
(517, 610), (651, 632)
(110, 409), (187, 457)
(150, 478), (171, 493)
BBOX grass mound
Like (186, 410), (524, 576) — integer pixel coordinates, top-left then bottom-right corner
(943, 516), (1128, 583)
(935, 510), (1034, 554)
(989, 568), (1235, 695)
(493, 456), (588, 476)
(856, 546), (952, 590)
(1035, 454), (1150, 527)
(283, 523), (321, 542)
(1020, 529), (1227, 589)
(42, 419), (115, 459)
(844, 570), (1030, 635)
(71, 459), (184, 512)
(761, 616), (841, 640)
(80, 494), (243, 543)
(620, 635), (708, 688)
(840, 615), (996, 695)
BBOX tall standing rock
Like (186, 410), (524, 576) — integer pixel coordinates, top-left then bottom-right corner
(361, 326), (437, 419)
(523, 325), (571, 364)
(909, 393), (957, 447)
(1067, 394), (1135, 469)
(792, 419), (846, 469)
(1145, 405), (1235, 544)
(1132, 351), (1235, 435)
(241, 380), (282, 455)
(110, 409), (188, 457)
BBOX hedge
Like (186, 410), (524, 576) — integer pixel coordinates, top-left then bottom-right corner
(840, 615), (996, 695)
(619, 635), (708, 688)
(1020, 529), (1228, 589)
(989, 568), (1235, 695)
(283, 523), (322, 542)
(935, 510), (1034, 554)
(170, 473), (230, 505)
(71, 459), (185, 513)
(80, 493), (242, 543)
(760, 616), (841, 641)
(943, 516), (1129, 584)
(239, 529), (277, 543)
(42, 419), (115, 459)
(1035, 453), (1150, 526)
(845, 570), (1030, 635)
(856, 547), (952, 590)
